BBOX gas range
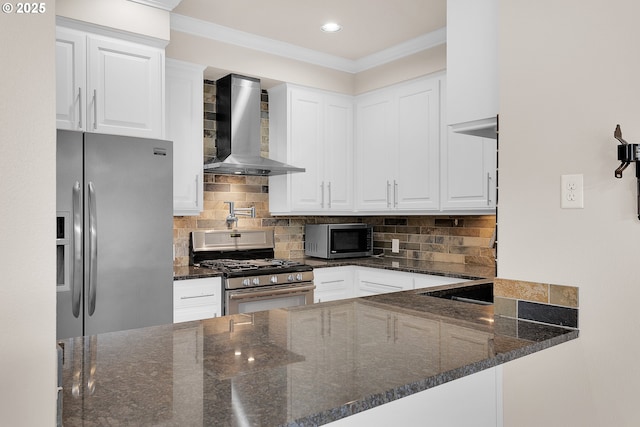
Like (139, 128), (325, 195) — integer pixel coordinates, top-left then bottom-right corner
(190, 229), (313, 289)
(190, 229), (315, 315)
(197, 258), (313, 290)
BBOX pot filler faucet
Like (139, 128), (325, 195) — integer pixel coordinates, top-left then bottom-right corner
(225, 201), (256, 228)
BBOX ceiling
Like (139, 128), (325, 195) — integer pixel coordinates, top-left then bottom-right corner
(172, 0), (447, 61)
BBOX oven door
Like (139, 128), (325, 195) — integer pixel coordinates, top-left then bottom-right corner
(225, 282), (315, 315)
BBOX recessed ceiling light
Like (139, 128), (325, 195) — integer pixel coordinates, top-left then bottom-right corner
(321, 22), (342, 33)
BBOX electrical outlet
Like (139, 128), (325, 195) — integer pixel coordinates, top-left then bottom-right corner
(391, 239), (400, 253)
(561, 174), (584, 209)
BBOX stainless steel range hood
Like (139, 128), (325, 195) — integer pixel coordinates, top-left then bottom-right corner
(204, 74), (305, 176)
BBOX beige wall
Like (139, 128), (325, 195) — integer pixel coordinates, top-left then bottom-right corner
(57, 0), (170, 40)
(0, 2), (56, 425)
(167, 30), (445, 95)
(354, 44), (446, 95)
(498, 0), (640, 425)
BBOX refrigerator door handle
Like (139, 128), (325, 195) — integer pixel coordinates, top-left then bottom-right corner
(88, 182), (98, 316)
(72, 182), (82, 318)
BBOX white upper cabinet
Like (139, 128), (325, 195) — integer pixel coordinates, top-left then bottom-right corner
(56, 25), (165, 139)
(269, 84), (353, 214)
(446, 0), (498, 138)
(441, 128), (496, 211)
(56, 27), (86, 131)
(165, 59), (204, 216)
(355, 75), (441, 212)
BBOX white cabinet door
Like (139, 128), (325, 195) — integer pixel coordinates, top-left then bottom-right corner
(447, 0), (498, 137)
(173, 277), (222, 323)
(355, 76), (442, 213)
(56, 27), (86, 131)
(87, 36), (163, 139)
(441, 128), (496, 211)
(356, 267), (414, 296)
(290, 87), (324, 211)
(166, 59), (204, 216)
(56, 25), (165, 140)
(395, 77), (440, 210)
(269, 85), (354, 214)
(313, 266), (355, 303)
(355, 89), (395, 211)
(323, 94), (354, 210)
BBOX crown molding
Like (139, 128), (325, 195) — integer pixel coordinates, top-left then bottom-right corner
(170, 13), (446, 74)
(128, 0), (182, 11)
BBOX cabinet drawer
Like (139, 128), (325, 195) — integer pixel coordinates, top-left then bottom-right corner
(174, 278), (221, 309)
(174, 306), (218, 323)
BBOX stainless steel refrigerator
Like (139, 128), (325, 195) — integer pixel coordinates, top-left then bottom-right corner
(56, 130), (173, 339)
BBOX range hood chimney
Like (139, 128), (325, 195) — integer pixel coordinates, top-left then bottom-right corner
(204, 74), (305, 176)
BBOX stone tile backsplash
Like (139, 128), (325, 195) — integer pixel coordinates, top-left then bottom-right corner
(493, 278), (579, 329)
(172, 80), (496, 268)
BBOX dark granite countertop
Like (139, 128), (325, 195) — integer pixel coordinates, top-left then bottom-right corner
(60, 286), (576, 426)
(174, 256), (495, 281)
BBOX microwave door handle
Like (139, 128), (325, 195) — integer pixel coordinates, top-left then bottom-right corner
(72, 181), (82, 318)
(88, 182), (98, 316)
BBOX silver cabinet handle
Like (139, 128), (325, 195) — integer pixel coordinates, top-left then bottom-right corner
(180, 293), (216, 300)
(487, 173), (492, 206)
(386, 181), (391, 207)
(88, 182), (97, 316)
(327, 182), (332, 208)
(320, 181), (325, 208)
(77, 88), (82, 129)
(72, 182), (82, 318)
(394, 180), (398, 207)
(195, 174), (199, 207)
(92, 89), (97, 130)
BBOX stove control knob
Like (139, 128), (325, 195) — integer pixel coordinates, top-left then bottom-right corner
(287, 274), (294, 282)
(252, 278), (260, 286)
(296, 273), (303, 281)
(270, 276), (278, 284)
(242, 278), (251, 287)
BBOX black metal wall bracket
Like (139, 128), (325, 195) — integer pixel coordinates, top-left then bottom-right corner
(613, 124), (640, 219)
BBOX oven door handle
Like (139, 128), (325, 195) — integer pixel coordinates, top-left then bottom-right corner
(228, 283), (315, 300)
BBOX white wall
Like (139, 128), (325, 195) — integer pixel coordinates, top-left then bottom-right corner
(0, 3), (56, 426)
(498, 1), (640, 425)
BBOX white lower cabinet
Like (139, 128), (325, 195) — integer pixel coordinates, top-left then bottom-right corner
(327, 366), (502, 427)
(355, 267), (415, 296)
(313, 266), (355, 303)
(173, 277), (222, 323)
(413, 273), (469, 289)
(314, 266), (470, 300)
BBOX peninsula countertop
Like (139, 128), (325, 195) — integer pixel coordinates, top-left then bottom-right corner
(173, 256), (496, 281)
(60, 285), (577, 426)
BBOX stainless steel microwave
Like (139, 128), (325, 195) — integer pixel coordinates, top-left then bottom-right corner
(304, 224), (374, 259)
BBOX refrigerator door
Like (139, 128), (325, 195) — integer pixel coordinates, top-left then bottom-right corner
(83, 133), (173, 335)
(57, 130), (85, 340)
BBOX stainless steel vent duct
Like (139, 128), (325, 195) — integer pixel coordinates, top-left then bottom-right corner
(204, 74), (305, 176)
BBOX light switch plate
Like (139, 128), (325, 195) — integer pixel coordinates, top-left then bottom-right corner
(561, 174), (584, 209)
(392, 239), (400, 253)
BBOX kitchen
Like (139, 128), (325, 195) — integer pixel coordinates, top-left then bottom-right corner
(2, 0), (639, 426)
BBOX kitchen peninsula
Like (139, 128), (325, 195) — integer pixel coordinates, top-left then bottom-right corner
(60, 280), (577, 426)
